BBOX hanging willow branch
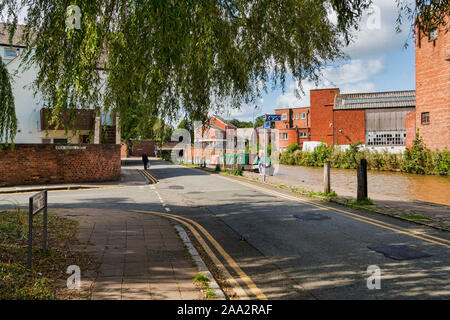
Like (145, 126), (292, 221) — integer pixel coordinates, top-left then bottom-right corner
(0, 59), (17, 143)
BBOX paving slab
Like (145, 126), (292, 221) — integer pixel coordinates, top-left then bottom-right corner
(52, 207), (203, 300)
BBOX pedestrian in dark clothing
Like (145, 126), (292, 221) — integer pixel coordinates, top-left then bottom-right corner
(142, 154), (149, 170)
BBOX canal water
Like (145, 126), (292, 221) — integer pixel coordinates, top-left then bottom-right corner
(274, 165), (450, 206)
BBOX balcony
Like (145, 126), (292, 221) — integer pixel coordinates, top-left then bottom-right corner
(40, 108), (95, 131)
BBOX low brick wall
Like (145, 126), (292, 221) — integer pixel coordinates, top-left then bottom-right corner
(0, 144), (121, 187)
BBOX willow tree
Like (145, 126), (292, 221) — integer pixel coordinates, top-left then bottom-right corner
(0, 0), (448, 140)
(0, 59), (16, 142)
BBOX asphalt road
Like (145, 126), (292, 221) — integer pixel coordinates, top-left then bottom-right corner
(2, 160), (449, 299)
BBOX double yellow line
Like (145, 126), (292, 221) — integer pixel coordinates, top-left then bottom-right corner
(215, 174), (450, 249)
(139, 170), (159, 184)
(132, 209), (268, 300)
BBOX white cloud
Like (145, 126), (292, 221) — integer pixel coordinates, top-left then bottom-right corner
(343, 0), (412, 59)
(275, 57), (385, 108)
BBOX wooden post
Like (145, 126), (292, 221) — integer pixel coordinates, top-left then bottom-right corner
(357, 158), (368, 201)
(324, 161), (331, 194)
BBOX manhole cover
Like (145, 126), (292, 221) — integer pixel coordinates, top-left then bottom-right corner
(294, 213), (331, 221)
(368, 245), (431, 260)
(169, 185), (184, 190)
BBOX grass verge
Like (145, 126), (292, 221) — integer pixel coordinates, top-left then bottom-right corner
(0, 209), (98, 300)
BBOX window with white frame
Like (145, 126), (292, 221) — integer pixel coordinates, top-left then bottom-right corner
(299, 131), (307, 138)
(295, 114), (298, 120)
(282, 113), (287, 120)
(280, 133), (288, 140)
(300, 112), (306, 119)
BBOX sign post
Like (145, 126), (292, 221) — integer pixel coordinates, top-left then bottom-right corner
(28, 190), (48, 268)
(261, 115), (281, 181)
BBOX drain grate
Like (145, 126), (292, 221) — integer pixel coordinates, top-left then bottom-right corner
(169, 185), (184, 190)
(368, 245), (432, 260)
(294, 213), (331, 221)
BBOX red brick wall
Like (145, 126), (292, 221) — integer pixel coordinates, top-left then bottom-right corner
(415, 19), (450, 151)
(0, 144), (121, 187)
(310, 88), (340, 145)
(291, 108), (310, 129)
(278, 128), (298, 151)
(130, 140), (156, 156)
(333, 109), (366, 145)
(275, 109), (292, 129)
(405, 110), (416, 149)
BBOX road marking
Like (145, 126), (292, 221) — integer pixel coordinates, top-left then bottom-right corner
(214, 174), (450, 249)
(139, 170), (159, 184)
(132, 210), (251, 300)
(171, 213), (268, 300)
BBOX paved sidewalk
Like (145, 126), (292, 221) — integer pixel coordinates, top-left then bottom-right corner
(57, 207), (202, 300)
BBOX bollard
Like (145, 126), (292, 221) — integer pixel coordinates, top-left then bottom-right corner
(357, 158), (368, 201)
(324, 161), (331, 194)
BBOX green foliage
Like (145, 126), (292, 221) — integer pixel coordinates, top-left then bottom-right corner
(0, 59), (17, 143)
(280, 133), (448, 175)
(233, 166), (243, 176)
(229, 119), (254, 128)
(0, 0), (378, 136)
(194, 273), (210, 288)
(253, 116), (265, 128)
(286, 143), (300, 154)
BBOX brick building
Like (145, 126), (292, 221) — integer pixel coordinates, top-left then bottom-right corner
(414, 18), (450, 151)
(274, 89), (416, 153)
(274, 107), (311, 152)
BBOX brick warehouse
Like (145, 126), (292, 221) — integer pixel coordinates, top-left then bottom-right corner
(274, 89), (416, 153)
(414, 17), (450, 151)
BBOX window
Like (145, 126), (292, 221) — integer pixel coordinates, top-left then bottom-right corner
(4, 48), (18, 57)
(280, 133), (288, 140)
(421, 112), (430, 124)
(366, 131), (406, 146)
(282, 113), (287, 120)
(53, 138), (68, 144)
(295, 114), (298, 120)
(429, 28), (438, 41)
(300, 112), (306, 119)
(299, 132), (307, 138)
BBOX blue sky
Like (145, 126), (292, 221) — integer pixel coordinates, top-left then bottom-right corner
(226, 0), (416, 122)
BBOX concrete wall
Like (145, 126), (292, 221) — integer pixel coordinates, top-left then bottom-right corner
(0, 144), (121, 187)
(415, 18), (450, 151)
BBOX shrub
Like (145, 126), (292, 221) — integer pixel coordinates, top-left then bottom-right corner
(278, 132), (446, 176)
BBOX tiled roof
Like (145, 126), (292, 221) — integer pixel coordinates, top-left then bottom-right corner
(213, 115), (237, 128)
(334, 90), (415, 110)
(0, 23), (26, 47)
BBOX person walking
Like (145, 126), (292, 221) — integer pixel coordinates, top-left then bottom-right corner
(142, 153), (149, 170)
